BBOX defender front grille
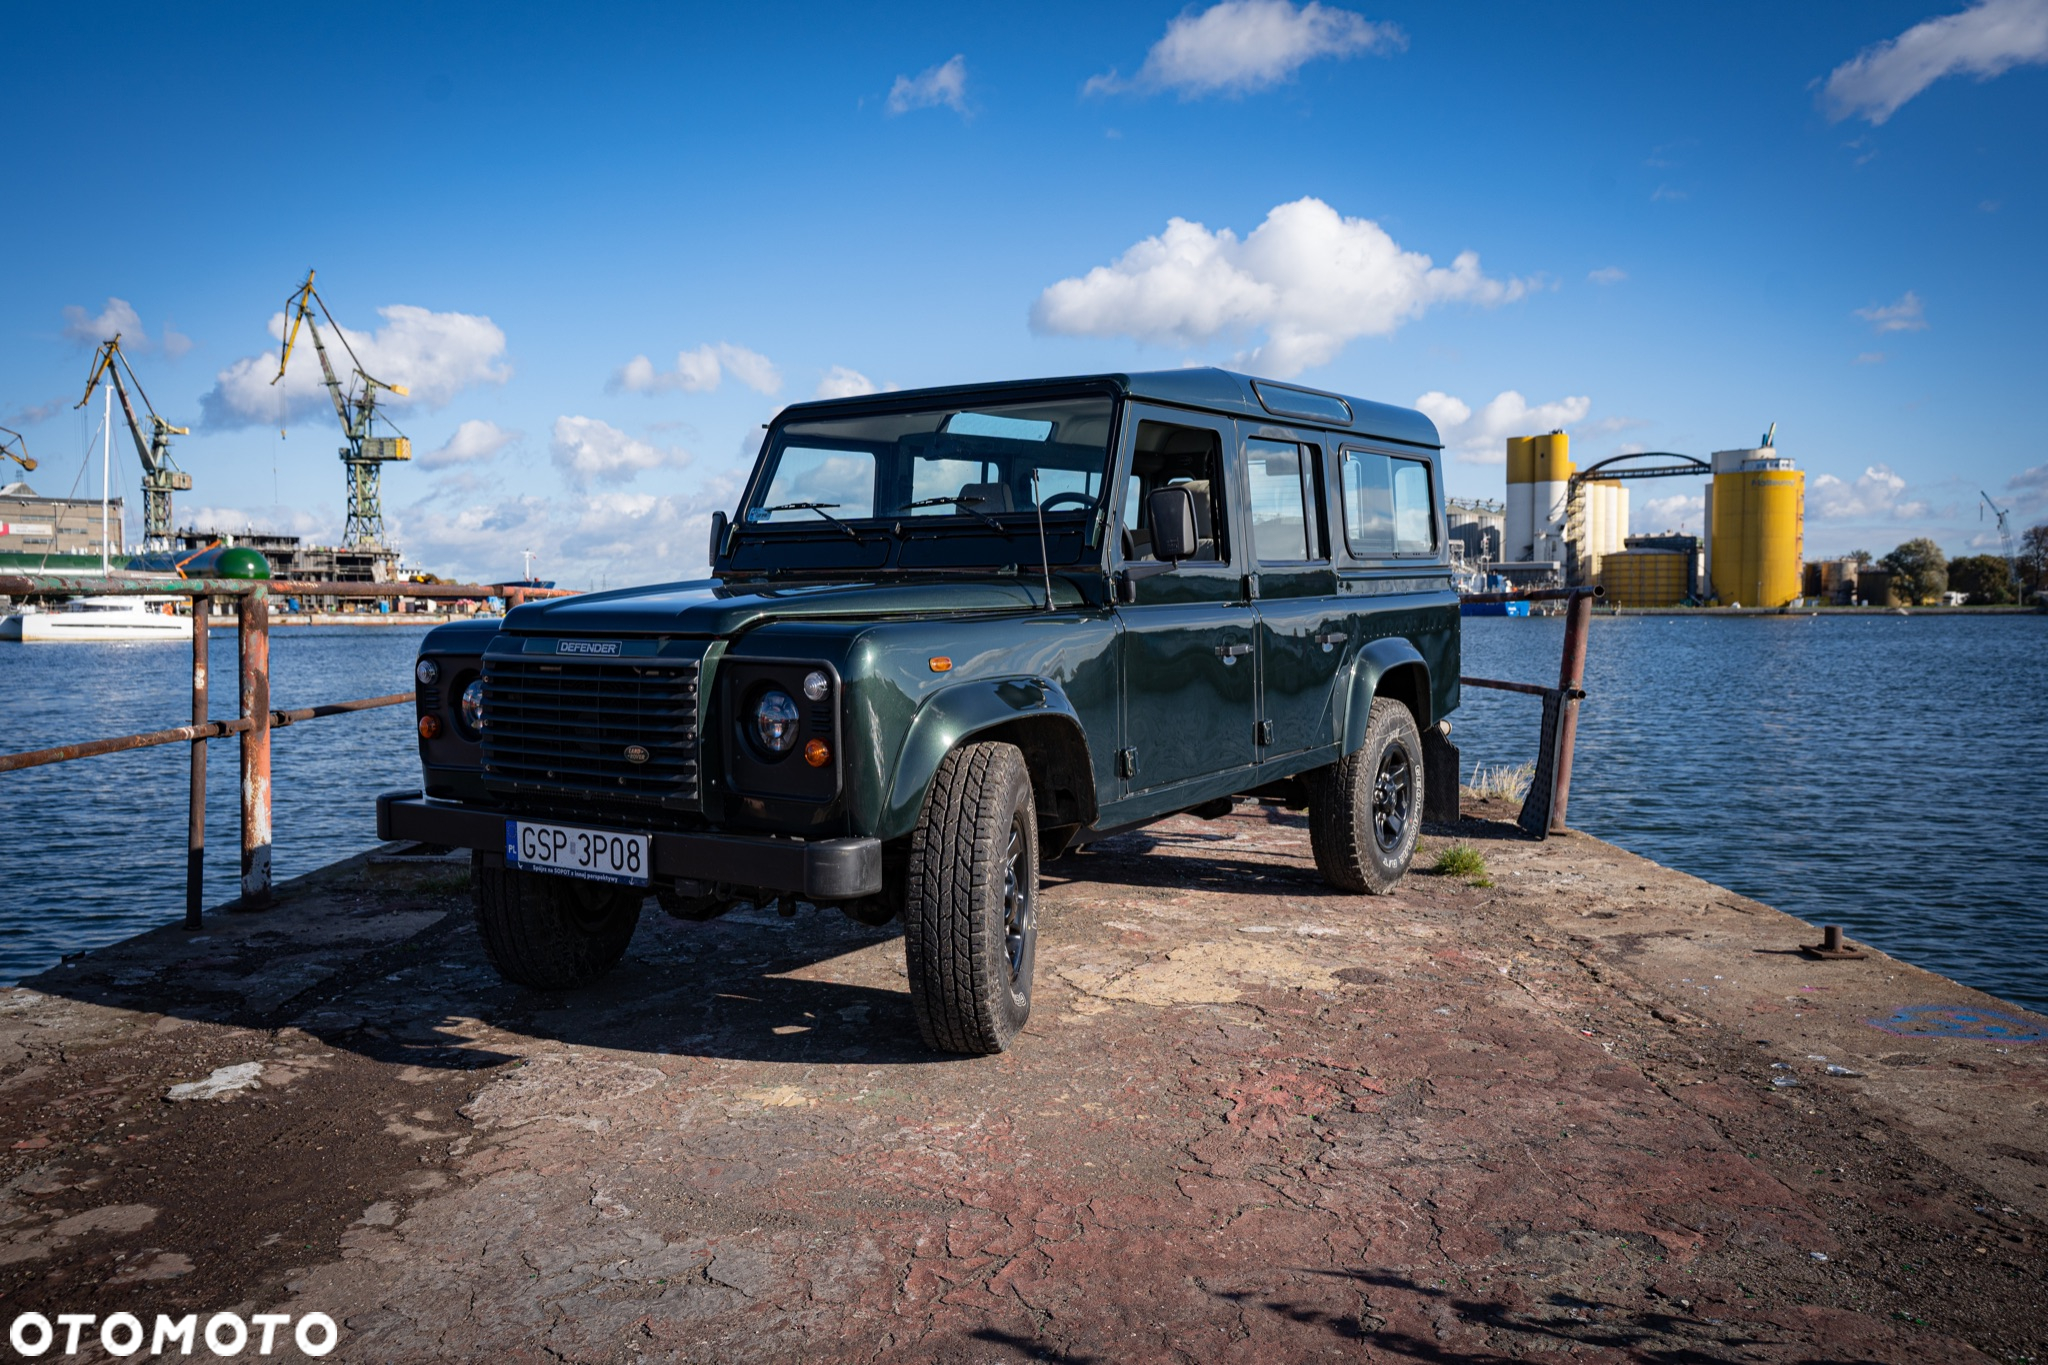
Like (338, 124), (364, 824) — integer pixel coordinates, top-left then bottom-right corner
(481, 657), (700, 807)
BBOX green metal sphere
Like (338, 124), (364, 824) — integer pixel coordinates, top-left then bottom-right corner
(212, 546), (272, 580)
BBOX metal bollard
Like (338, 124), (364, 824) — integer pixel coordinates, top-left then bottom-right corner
(186, 594), (210, 928)
(237, 588), (272, 907)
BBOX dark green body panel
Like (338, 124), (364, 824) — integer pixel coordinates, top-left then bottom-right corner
(410, 369), (1459, 862)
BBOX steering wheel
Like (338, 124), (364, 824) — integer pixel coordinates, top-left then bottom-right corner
(1038, 490), (1097, 513)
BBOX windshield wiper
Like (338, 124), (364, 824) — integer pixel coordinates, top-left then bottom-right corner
(900, 495), (1007, 532)
(757, 501), (866, 541)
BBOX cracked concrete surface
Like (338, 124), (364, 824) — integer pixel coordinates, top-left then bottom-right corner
(2, 799), (2044, 1362)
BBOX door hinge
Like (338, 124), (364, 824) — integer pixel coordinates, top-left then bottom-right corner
(1255, 719), (1274, 746)
(1117, 747), (1138, 779)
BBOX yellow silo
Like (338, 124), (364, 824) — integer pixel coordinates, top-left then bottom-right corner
(1527, 431), (1573, 562)
(1706, 447), (1805, 607)
(1504, 436), (1535, 561)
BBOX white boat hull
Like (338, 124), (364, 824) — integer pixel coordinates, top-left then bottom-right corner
(1, 601), (193, 642)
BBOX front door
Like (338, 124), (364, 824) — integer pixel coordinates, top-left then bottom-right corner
(1114, 407), (1257, 795)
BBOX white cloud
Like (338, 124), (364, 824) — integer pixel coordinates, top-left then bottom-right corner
(1632, 493), (1704, 535)
(1588, 266), (1627, 285)
(814, 366), (879, 399)
(1031, 197), (1530, 376)
(1810, 464), (1930, 520)
(1413, 390), (1592, 465)
(1823, 0), (2048, 124)
(1855, 291), (1927, 334)
(549, 415), (690, 489)
(61, 297), (145, 346)
(392, 467), (748, 587)
(179, 501), (339, 543)
(887, 54), (968, 115)
(1854, 351), (1888, 364)
(1086, 0), (1403, 97)
(420, 419), (519, 470)
(201, 303), (510, 429)
(611, 342), (781, 396)
(2007, 462), (2048, 511)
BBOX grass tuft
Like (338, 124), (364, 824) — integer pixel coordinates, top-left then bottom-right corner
(1462, 761), (1535, 803)
(1432, 843), (1491, 886)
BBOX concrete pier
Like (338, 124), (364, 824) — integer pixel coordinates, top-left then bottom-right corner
(3, 803), (2043, 1362)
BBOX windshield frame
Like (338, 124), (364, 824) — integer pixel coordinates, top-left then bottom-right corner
(722, 382), (1123, 579)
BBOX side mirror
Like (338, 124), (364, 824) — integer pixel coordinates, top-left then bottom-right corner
(708, 510), (729, 565)
(1147, 487), (1198, 562)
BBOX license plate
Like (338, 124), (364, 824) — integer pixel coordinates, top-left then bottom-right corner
(505, 820), (651, 886)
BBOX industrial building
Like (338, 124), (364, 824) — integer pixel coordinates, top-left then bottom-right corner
(1446, 498), (1505, 564)
(174, 527), (401, 584)
(1491, 425), (1807, 609)
(0, 482), (125, 567)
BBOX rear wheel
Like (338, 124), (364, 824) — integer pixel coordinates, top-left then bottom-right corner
(471, 855), (643, 988)
(1309, 696), (1424, 894)
(903, 741), (1038, 1054)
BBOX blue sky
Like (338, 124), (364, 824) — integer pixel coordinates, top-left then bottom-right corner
(4, 0), (2045, 584)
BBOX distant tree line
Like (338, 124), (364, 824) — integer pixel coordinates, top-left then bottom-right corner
(1847, 525), (2048, 605)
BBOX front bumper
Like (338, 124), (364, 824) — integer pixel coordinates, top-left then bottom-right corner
(375, 791), (882, 900)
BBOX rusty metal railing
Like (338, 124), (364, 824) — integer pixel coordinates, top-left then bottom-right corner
(1458, 586), (1599, 838)
(0, 574), (571, 926)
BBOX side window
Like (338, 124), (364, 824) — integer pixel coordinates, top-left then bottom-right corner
(1339, 449), (1436, 557)
(1392, 458), (1436, 553)
(1121, 421), (1229, 564)
(1246, 438), (1320, 563)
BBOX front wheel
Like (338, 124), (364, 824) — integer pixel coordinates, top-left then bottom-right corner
(1308, 696), (1424, 894)
(903, 741), (1039, 1054)
(471, 856), (644, 989)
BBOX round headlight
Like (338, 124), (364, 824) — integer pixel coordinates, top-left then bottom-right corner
(803, 669), (830, 701)
(460, 678), (486, 735)
(415, 657), (440, 686)
(752, 689), (800, 753)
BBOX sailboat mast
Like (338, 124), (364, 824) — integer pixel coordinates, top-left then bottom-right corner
(101, 381), (112, 574)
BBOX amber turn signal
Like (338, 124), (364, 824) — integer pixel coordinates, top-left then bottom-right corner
(803, 738), (831, 768)
(929, 656), (952, 672)
(418, 714), (442, 739)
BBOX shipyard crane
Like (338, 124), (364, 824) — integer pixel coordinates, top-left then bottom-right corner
(271, 269), (411, 548)
(74, 334), (192, 551)
(0, 426), (35, 476)
(1980, 490), (2020, 599)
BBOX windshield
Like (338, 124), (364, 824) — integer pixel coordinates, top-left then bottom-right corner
(732, 394), (1115, 573)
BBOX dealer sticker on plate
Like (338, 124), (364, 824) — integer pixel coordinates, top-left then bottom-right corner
(505, 820), (650, 886)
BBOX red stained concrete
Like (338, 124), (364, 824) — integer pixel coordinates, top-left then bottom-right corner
(2, 800), (2044, 1362)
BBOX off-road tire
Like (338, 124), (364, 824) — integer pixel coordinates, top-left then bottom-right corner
(903, 741), (1038, 1054)
(471, 855), (643, 989)
(1309, 696), (1424, 894)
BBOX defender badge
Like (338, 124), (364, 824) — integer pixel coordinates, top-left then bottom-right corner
(623, 744), (651, 765)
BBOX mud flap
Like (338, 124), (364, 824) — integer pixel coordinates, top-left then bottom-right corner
(1422, 727), (1460, 825)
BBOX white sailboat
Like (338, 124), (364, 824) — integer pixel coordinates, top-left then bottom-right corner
(0, 597), (192, 642)
(0, 379), (192, 642)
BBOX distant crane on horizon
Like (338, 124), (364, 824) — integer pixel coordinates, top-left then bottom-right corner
(1980, 490), (2020, 600)
(271, 269), (412, 549)
(0, 426), (36, 477)
(74, 334), (192, 551)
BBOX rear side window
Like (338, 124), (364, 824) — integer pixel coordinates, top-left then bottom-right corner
(1339, 449), (1436, 556)
(1245, 438), (1318, 562)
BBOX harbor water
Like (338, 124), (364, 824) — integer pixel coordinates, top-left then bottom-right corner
(1, 614), (2043, 1009)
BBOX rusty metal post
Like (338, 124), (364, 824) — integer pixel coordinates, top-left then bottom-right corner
(237, 587), (272, 908)
(186, 595), (210, 928)
(1548, 590), (1594, 833)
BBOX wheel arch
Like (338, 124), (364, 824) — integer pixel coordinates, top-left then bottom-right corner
(878, 678), (1098, 842)
(1341, 638), (1433, 754)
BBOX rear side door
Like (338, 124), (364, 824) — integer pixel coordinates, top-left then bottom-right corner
(1244, 432), (1349, 764)
(1112, 405), (1258, 795)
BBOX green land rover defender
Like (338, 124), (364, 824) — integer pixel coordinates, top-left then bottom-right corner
(380, 369), (1460, 1053)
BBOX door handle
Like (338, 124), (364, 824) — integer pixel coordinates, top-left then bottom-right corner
(1314, 631), (1348, 651)
(1215, 643), (1251, 658)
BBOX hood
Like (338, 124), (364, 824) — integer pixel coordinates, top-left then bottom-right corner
(503, 575), (1087, 637)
